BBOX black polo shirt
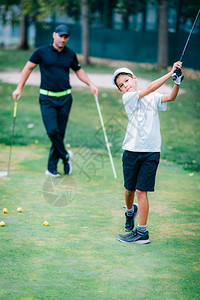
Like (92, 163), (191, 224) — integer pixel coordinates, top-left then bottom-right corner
(29, 44), (81, 92)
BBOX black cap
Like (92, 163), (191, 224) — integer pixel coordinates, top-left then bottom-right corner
(54, 24), (71, 36)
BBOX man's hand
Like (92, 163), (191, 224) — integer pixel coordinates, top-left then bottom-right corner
(12, 88), (22, 102)
(11, 61), (37, 102)
(89, 83), (98, 97)
(75, 68), (98, 96)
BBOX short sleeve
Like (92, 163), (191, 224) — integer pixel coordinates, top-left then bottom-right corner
(153, 92), (167, 111)
(122, 91), (140, 117)
(29, 48), (41, 65)
(71, 53), (81, 72)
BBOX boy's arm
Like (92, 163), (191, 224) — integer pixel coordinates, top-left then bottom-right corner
(139, 61), (182, 99)
(12, 61), (37, 101)
(161, 84), (180, 103)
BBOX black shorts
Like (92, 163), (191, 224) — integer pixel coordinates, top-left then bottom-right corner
(122, 151), (160, 192)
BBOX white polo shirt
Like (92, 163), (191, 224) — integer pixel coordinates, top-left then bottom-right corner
(122, 91), (167, 152)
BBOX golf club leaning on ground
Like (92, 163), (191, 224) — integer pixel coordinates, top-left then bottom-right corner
(94, 95), (117, 179)
(0, 101), (18, 177)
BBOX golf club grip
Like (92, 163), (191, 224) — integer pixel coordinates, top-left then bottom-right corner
(13, 102), (18, 118)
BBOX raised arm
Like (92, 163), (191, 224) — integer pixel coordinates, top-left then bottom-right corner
(75, 68), (98, 96)
(161, 84), (180, 103)
(12, 61), (37, 101)
(139, 61), (182, 99)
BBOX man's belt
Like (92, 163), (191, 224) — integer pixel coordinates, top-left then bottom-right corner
(39, 88), (71, 97)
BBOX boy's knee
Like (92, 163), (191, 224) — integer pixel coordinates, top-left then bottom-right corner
(125, 189), (135, 196)
(136, 189), (147, 199)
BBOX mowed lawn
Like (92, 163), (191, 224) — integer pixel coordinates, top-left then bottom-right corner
(0, 144), (199, 300)
(0, 53), (200, 299)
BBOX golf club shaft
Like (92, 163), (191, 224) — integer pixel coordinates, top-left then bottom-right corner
(172, 8), (200, 80)
(7, 101), (18, 173)
(94, 96), (117, 179)
(179, 8), (200, 62)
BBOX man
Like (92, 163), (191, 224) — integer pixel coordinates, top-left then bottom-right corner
(12, 24), (98, 177)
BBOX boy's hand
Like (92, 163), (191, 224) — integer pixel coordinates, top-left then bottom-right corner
(172, 61), (182, 72)
(171, 61), (182, 80)
(173, 69), (184, 85)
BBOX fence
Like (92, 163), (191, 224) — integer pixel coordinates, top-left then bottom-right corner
(35, 22), (200, 70)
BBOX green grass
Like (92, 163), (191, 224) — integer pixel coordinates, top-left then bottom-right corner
(160, 77), (200, 171)
(0, 49), (34, 71)
(0, 145), (199, 300)
(0, 78), (199, 171)
(0, 48), (116, 73)
(0, 48), (171, 75)
(0, 49), (199, 299)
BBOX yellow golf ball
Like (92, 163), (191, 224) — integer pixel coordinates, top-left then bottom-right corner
(2, 208), (8, 214)
(17, 207), (22, 213)
(43, 221), (49, 226)
(0, 221), (5, 227)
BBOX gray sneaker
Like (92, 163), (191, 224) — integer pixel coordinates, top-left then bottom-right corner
(118, 229), (150, 244)
(125, 203), (138, 232)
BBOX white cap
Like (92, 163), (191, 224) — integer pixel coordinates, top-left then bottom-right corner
(112, 67), (133, 86)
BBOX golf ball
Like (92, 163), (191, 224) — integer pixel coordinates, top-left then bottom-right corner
(0, 221), (5, 227)
(2, 208), (8, 214)
(43, 221), (49, 226)
(17, 207), (22, 213)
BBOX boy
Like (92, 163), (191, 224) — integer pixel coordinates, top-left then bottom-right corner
(112, 62), (183, 244)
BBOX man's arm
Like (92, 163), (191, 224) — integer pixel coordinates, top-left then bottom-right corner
(139, 61), (182, 99)
(75, 68), (98, 96)
(12, 61), (37, 101)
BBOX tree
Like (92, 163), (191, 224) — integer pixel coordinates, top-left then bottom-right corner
(19, 13), (28, 49)
(0, 0), (42, 49)
(157, 0), (199, 67)
(89, 0), (118, 28)
(81, 0), (89, 64)
(157, 0), (169, 67)
(116, 0), (147, 30)
(170, 0), (200, 31)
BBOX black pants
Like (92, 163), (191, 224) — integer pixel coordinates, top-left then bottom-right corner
(39, 94), (72, 172)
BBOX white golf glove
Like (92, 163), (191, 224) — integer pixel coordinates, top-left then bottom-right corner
(172, 69), (184, 85)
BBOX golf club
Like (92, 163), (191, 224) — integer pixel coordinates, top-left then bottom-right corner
(0, 101), (18, 177)
(172, 8), (200, 80)
(94, 96), (117, 179)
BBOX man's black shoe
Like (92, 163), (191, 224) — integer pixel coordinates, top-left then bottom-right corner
(118, 229), (150, 244)
(125, 203), (138, 232)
